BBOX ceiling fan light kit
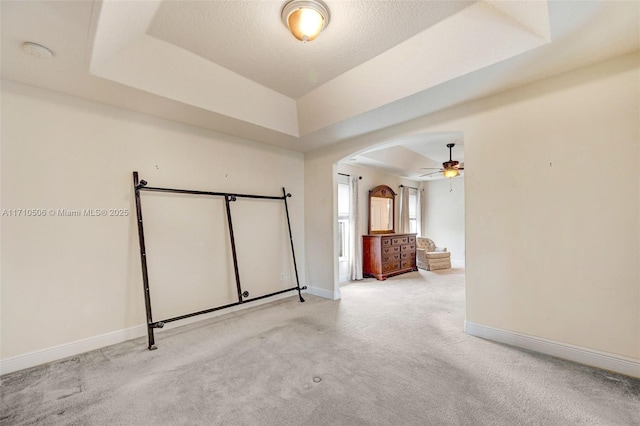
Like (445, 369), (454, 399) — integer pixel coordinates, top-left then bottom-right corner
(419, 142), (464, 179)
(281, 0), (330, 42)
(443, 168), (459, 178)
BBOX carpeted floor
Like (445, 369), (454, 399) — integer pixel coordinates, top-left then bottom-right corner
(2, 264), (639, 425)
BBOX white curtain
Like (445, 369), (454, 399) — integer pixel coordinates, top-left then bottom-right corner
(398, 185), (410, 234)
(348, 176), (363, 280)
(417, 188), (424, 236)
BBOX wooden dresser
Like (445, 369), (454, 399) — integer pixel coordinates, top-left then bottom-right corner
(362, 233), (417, 280)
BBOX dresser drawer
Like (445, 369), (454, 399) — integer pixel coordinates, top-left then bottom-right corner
(391, 236), (408, 246)
(382, 253), (401, 263)
(401, 243), (416, 252)
(401, 259), (416, 269)
(408, 236), (416, 244)
(382, 246), (400, 255)
(382, 262), (400, 273)
(381, 238), (392, 247)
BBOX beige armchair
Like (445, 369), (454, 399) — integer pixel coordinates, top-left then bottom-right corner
(416, 237), (451, 271)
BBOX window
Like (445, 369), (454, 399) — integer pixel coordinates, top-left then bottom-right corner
(337, 183), (350, 259)
(408, 188), (418, 234)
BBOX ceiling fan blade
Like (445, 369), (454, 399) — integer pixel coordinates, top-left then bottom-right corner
(419, 171), (443, 177)
(419, 167), (441, 170)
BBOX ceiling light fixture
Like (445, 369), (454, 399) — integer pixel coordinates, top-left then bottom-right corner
(418, 143), (464, 180)
(443, 168), (459, 178)
(22, 41), (54, 59)
(281, 0), (330, 43)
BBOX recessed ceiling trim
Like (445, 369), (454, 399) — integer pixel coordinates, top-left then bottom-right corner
(88, 0), (298, 136)
(297, 0), (552, 136)
(88, 0), (550, 140)
(90, 0), (161, 71)
(92, 35), (300, 136)
(3, 0), (623, 152)
(487, 0), (551, 41)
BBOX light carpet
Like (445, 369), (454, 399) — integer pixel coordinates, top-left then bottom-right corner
(2, 265), (639, 425)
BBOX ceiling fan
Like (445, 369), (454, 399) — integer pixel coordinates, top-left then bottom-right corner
(420, 143), (464, 178)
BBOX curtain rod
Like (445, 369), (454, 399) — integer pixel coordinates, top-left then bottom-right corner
(399, 184), (418, 190)
(338, 173), (362, 179)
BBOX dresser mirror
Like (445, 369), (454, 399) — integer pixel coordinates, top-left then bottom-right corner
(368, 185), (396, 234)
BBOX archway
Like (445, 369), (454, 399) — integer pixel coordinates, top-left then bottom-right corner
(332, 132), (466, 295)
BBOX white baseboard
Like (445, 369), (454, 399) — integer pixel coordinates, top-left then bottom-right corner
(0, 325), (146, 376)
(464, 321), (640, 378)
(306, 285), (341, 300)
(0, 291), (298, 376)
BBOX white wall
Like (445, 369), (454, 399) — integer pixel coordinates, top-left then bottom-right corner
(1, 82), (305, 366)
(305, 53), (640, 373)
(423, 178), (465, 261)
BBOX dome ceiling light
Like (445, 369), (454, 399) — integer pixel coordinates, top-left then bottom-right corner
(281, 0), (331, 43)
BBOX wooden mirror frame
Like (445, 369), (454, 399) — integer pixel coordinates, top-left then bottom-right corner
(368, 184), (396, 234)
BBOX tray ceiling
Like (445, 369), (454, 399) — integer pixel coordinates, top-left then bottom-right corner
(148, 0), (475, 99)
(1, 0), (638, 153)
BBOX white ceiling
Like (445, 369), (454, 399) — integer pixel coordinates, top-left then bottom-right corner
(1, 0), (639, 180)
(148, 0), (476, 98)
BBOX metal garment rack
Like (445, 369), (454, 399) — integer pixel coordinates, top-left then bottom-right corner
(133, 171), (306, 350)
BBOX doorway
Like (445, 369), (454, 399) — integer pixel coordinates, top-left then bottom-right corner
(334, 132), (466, 291)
